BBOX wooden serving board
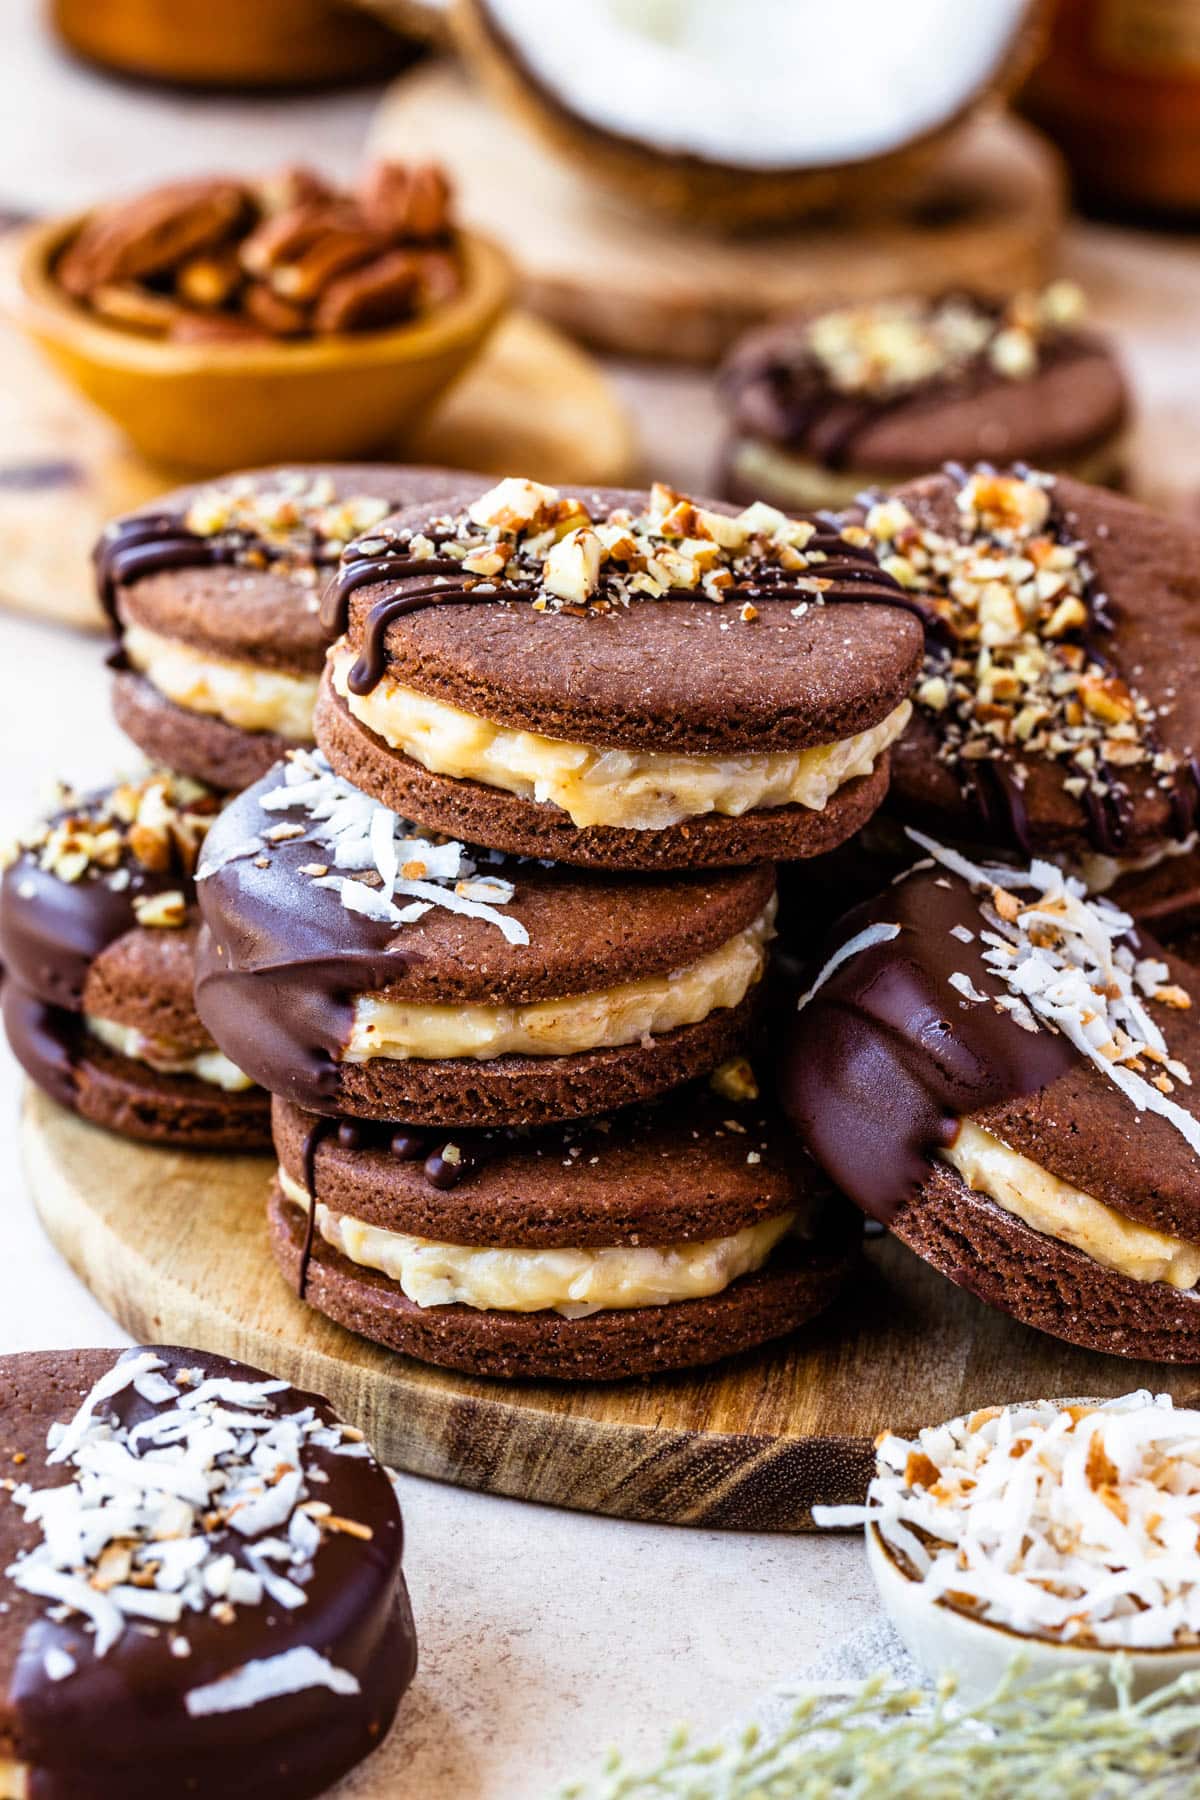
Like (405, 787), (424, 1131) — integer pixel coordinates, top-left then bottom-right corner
(23, 1084), (1200, 1532)
(0, 306), (636, 633)
(371, 66), (1066, 362)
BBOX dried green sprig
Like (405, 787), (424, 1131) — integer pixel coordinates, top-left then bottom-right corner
(560, 1660), (1200, 1799)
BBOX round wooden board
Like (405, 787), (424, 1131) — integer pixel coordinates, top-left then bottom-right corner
(0, 304), (635, 633)
(371, 66), (1066, 362)
(23, 1084), (1200, 1532)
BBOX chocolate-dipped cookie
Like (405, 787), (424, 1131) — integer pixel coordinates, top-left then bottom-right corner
(0, 771), (269, 1149)
(99, 464), (464, 791)
(195, 750), (775, 1126)
(268, 1066), (859, 1380)
(719, 285), (1129, 513)
(863, 468), (1200, 909)
(0, 1344), (415, 1799)
(315, 476), (924, 871)
(780, 838), (1200, 1361)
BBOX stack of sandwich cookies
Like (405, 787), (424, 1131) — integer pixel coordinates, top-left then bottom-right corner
(866, 467), (1200, 933)
(194, 752), (776, 1126)
(99, 464), (463, 792)
(718, 284), (1130, 513)
(269, 1077), (858, 1381)
(0, 1344), (415, 1799)
(781, 839), (1200, 1361)
(314, 477), (923, 869)
(0, 772), (268, 1149)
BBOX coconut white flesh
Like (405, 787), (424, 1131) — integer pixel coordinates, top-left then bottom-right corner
(481, 0), (1030, 170)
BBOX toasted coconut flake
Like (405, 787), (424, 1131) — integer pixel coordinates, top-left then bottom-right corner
(816, 1392), (1200, 1649)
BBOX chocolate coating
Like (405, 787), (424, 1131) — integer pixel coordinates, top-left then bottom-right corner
(194, 764), (773, 1120)
(0, 1344), (415, 1800)
(778, 866), (1077, 1223)
(0, 782), (270, 1145)
(2, 986), (270, 1151)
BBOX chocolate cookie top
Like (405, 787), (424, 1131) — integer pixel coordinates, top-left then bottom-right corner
(780, 838), (1200, 1241)
(0, 1344), (411, 1800)
(868, 468), (1200, 859)
(195, 751), (774, 1106)
(0, 771), (220, 1014)
(273, 1061), (832, 1243)
(720, 285), (1128, 474)
(97, 463), (466, 671)
(321, 477), (924, 753)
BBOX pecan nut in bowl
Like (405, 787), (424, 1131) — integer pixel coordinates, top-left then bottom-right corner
(12, 157), (514, 470)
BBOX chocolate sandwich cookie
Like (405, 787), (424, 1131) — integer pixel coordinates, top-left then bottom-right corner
(780, 838), (1200, 1361)
(314, 475), (924, 870)
(0, 771), (268, 1149)
(195, 749), (775, 1125)
(0, 1343), (415, 1799)
(99, 463), (464, 791)
(862, 468), (1200, 908)
(268, 1067), (859, 1380)
(719, 285), (1129, 513)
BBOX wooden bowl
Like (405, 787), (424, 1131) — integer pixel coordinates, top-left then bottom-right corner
(50, 0), (409, 89)
(12, 215), (514, 474)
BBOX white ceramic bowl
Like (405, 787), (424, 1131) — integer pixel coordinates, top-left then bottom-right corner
(867, 1519), (1200, 1704)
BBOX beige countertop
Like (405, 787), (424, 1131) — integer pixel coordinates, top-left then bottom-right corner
(4, 12), (1200, 1793)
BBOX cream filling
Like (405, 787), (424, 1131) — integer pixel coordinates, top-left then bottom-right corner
(278, 1167), (793, 1316)
(942, 1119), (1200, 1291)
(123, 624), (318, 741)
(1073, 832), (1199, 896)
(85, 1014), (255, 1093)
(727, 433), (1129, 512)
(345, 902), (774, 1063)
(0, 1760), (26, 1800)
(329, 645), (909, 832)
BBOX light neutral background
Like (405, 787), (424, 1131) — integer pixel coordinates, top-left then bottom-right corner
(2, 11), (1198, 1793)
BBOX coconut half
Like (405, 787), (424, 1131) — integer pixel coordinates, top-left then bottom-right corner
(353, 0), (450, 48)
(453, 0), (1048, 230)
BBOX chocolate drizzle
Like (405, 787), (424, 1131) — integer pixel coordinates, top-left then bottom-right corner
(721, 300), (1101, 471)
(93, 513), (227, 628)
(321, 520), (925, 699)
(778, 867), (1079, 1224)
(298, 1115), (336, 1297)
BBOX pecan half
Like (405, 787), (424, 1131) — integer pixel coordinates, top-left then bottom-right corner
(313, 249), (422, 332)
(358, 160), (453, 239)
(57, 178), (250, 297)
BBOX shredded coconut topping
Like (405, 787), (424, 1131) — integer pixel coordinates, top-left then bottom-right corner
(348, 475), (887, 615)
(4, 1350), (377, 1681)
(183, 471), (392, 587)
(866, 470), (1181, 818)
(911, 830), (1199, 1155)
(803, 283), (1088, 397)
(816, 1392), (1200, 1650)
(198, 748), (529, 946)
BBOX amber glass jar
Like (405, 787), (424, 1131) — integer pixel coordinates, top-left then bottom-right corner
(50, 0), (407, 90)
(1023, 0), (1200, 216)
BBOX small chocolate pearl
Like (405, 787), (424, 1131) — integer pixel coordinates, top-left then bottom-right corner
(336, 1121), (363, 1149)
(390, 1130), (427, 1161)
(424, 1144), (476, 1189)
